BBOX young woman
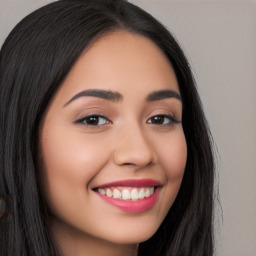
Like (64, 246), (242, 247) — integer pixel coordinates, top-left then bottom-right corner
(0, 0), (215, 255)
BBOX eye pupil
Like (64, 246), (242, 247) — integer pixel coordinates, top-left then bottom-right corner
(152, 116), (164, 124)
(85, 116), (99, 125)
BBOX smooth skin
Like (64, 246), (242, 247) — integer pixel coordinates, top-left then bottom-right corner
(39, 31), (187, 256)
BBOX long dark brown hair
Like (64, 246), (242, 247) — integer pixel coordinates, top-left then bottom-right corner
(0, 0), (215, 255)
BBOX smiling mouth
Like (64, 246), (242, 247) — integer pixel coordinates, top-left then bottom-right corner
(95, 186), (155, 201)
(93, 179), (162, 213)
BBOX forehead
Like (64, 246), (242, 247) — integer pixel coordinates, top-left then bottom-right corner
(54, 30), (179, 104)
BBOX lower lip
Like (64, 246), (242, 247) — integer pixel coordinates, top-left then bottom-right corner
(95, 189), (160, 213)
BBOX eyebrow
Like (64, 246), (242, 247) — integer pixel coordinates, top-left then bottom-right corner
(63, 89), (123, 107)
(63, 88), (181, 107)
(146, 89), (182, 102)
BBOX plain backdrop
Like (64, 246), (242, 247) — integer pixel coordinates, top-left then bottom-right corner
(0, 1), (255, 256)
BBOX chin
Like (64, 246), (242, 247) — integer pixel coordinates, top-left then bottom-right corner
(100, 223), (159, 245)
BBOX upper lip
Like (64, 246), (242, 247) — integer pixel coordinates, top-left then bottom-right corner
(93, 179), (163, 189)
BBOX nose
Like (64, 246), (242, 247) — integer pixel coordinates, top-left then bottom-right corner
(113, 124), (156, 168)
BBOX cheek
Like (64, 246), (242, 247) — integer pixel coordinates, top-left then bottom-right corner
(156, 129), (187, 177)
(39, 127), (110, 212)
(167, 139), (187, 181)
(153, 130), (187, 210)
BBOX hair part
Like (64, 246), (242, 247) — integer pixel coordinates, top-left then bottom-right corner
(0, 0), (215, 255)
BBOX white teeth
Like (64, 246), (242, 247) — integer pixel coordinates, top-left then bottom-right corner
(97, 187), (155, 201)
(113, 189), (122, 199)
(145, 188), (151, 197)
(131, 189), (139, 200)
(106, 188), (112, 197)
(139, 188), (145, 199)
(122, 189), (131, 200)
(98, 188), (105, 195)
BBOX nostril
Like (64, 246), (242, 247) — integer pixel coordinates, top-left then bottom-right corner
(146, 161), (153, 167)
(122, 161), (153, 167)
(123, 163), (133, 166)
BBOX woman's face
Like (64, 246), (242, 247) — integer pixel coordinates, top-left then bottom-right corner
(39, 31), (187, 251)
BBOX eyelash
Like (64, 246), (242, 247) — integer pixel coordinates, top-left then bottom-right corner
(74, 115), (111, 127)
(74, 114), (180, 128)
(146, 114), (180, 126)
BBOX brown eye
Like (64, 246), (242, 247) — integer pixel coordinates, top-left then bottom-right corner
(147, 115), (179, 125)
(76, 115), (110, 126)
(150, 116), (165, 124)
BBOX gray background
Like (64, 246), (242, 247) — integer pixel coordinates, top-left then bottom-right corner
(0, 1), (255, 255)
